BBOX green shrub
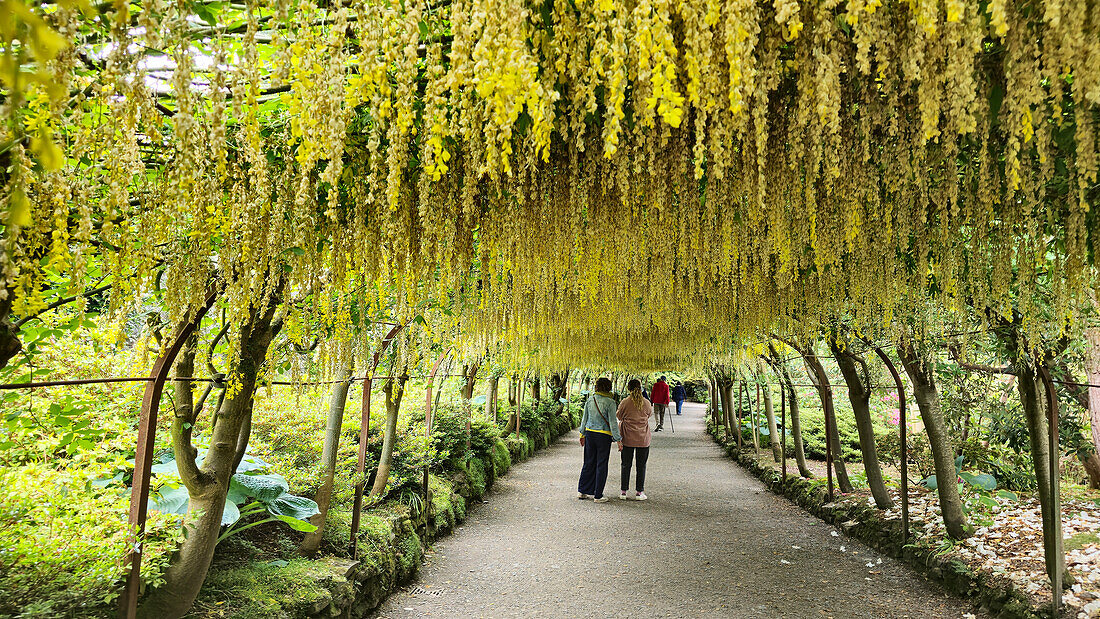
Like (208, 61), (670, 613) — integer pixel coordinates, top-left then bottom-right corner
(0, 465), (182, 617)
(795, 403), (893, 462)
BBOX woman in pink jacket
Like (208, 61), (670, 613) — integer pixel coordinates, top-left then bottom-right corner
(616, 379), (653, 500)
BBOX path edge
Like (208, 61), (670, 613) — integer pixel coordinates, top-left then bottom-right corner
(704, 422), (1057, 619)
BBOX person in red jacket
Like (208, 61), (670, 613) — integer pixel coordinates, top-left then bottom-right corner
(650, 376), (671, 431)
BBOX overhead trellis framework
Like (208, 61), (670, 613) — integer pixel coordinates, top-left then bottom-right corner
(1, 0), (1099, 368)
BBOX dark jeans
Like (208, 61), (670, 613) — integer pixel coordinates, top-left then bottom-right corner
(578, 432), (613, 498)
(621, 446), (650, 492)
(674, 399), (683, 415)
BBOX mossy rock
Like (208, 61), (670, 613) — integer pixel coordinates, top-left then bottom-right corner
(195, 557), (349, 619)
(394, 532), (423, 583)
(491, 439), (512, 476)
(464, 456), (488, 499)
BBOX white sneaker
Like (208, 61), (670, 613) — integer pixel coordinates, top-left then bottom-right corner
(593, 496), (610, 503)
(635, 492), (648, 501)
(619, 491), (629, 500)
(577, 492), (593, 500)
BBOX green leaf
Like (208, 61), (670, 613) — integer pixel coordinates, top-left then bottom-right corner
(190, 1), (218, 26)
(995, 489), (1018, 501)
(150, 485), (239, 526)
(920, 474), (938, 490)
(273, 514), (317, 532)
(954, 455), (965, 475)
(149, 485), (190, 515)
(230, 473), (290, 503)
(235, 452), (270, 473)
(959, 471), (997, 491)
(266, 494), (320, 521)
(220, 499), (241, 526)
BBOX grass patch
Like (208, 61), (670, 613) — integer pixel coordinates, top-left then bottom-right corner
(1065, 531), (1099, 551)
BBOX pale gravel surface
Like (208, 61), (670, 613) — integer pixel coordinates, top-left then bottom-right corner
(373, 403), (988, 619)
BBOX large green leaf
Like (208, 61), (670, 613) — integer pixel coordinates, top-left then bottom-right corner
(267, 495), (320, 521)
(150, 459), (183, 476)
(149, 486), (241, 526)
(230, 473), (290, 503)
(220, 499), (241, 526)
(920, 474), (938, 490)
(149, 484), (190, 515)
(960, 471), (997, 491)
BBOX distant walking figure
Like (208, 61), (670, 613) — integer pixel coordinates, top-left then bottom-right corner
(577, 377), (622, 503)
(651, 376), (671, 431)
(671, 382), (686, 416)
(617, 379), (652, 500)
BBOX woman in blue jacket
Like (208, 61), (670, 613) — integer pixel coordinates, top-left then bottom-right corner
(577, 377), (622, 503)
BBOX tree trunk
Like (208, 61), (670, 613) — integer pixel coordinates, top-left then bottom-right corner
(1018, 365), (1070, 585)
(736, 381), (744, 449)
(762, 383), (782, 462)
(768, 346), (812, 477)
(139, 290), (282, 618)
(487, 375), (500, 424)
(531, 373), (541, 402)
(830, 340), (893, 509)
(300, 361), (354, 556)
(710, 379), (720, 428)
(722, 380), (734, 440)
(897, 342), (971, 540)
(370, 369), (409, 497)
(1087, 325), (1100, 489)
(549, 369), (569, 416)
(461, 362), (480, 452)
(750, 383), (761, 454)
(0, 293), (20, 369)
(800, 345), (852, 493)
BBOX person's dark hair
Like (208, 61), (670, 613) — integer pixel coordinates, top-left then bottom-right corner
(595, 377), (613, 392)
(659, 375), (666, 381)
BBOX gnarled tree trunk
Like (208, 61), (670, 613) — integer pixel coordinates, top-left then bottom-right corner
(830, 339), (893, 509)
(139, 289), (283, 618)
(897, 341), (971, 540)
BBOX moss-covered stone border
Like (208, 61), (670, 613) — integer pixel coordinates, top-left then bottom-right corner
(707, 426), (1051, 619)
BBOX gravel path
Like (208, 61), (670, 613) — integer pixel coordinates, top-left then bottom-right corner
(374, 403), (986, 619)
